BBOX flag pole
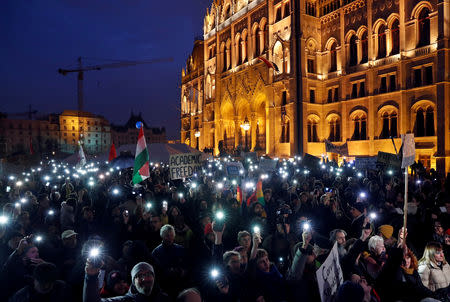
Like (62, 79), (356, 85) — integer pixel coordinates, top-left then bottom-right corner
(403, 167), (408, 249)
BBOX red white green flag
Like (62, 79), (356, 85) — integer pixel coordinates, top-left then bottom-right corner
(132, 127), (150, 185)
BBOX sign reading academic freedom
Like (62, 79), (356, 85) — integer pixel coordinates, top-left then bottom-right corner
(169, 152), (202, 180)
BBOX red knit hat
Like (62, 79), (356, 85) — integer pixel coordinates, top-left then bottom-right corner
(445, 228), (450, 236)
(204, 222), (213, 235)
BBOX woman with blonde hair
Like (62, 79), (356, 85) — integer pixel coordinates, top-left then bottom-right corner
(418, 241), (450, 292)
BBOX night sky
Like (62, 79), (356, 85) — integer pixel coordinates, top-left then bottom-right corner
(0, 0), (211, 139)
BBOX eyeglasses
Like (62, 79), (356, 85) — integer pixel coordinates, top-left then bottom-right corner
(434, 250), (444, 255)
(135, 272), (153, 280)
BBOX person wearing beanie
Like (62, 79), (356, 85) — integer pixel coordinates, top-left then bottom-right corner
(377, 225), (398, 249)
(349, 202), (367, 239)
(84, 260), (169, 302)
(100, 270), (129, 298)
(8, 262), (71, 302)
(336, 280), (365, 302)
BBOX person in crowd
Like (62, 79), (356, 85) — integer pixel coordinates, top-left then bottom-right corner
(329, 229), (347, 258)
(418, 241), (450, 292)
(377, 225), (397, 249)
(151, 224), (187, 297)
(349, 203), (367, 239)
(176, 288), (202, 302)
(9, 262), (71, 302)
(363, 235), (388, 281)
(84, 261), (169, 302)
(99, 270), (129, 298)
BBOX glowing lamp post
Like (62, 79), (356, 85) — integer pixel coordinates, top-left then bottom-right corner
(240, 117), (250, 151)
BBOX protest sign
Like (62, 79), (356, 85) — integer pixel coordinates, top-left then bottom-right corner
(242, 151), (258, 163)
(377, 151), (401, 168)
(169, 152), (202, 179)
(225, 162), (244, 176)
(259, 158), (277, 172)
(316, 242), (344, 302)
(303, 153), (321, 169)
(354, 156), (377, 170)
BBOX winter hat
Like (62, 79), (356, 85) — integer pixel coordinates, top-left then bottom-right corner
(106, 270), (126, 291)
(351, 202), (366, 213)
(131, 262), (154, 285)
(336, 281), (365, 302)
(445, 228), (450, 236)
(204, 222), (213, 235)
(378, 225), (394, 239)
(33, 262), (58, 284)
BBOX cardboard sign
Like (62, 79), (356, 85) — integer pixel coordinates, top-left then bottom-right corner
(377, 151), (401, 168)
(259, 158), (277, 172)
(169, 152), (202, 179)
(225, 162), (244, 176)
(316, 242), (344, 302)
(354, 157), (377, 170)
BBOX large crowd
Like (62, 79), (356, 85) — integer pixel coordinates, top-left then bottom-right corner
(0, 154), (449, 302)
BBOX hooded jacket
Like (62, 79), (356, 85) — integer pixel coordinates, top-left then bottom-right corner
(83, 273), (169, 302)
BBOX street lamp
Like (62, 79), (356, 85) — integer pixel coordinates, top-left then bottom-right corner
(194, 130), (201, 150)
(240, 117), (250, 151)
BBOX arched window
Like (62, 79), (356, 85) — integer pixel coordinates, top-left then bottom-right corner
(275, 6), (282, 22)
(390, 113), (397, 137)
(284, 1), (290, 18)
(415, 108), (425, 137)
(226, 40), (231, 70)
(351, 113), (367, 140)
(425, 107), (435, 136)
(221, 43), (226, 72)
(206, 75), (212, 99)
(328, 117), (340, 142)
(360, 30), (368, 63)
(349, 35), (358, 66)
(236, 35), (242, 66)
(418, 8), (430, 46)
(380, 112), (390, 138)
(273, 42), (284, 74)
(254, 27), (261, 56)
(377, 24), (386, 58)
(242, 32), (248, 63)
(307, 118), (319, 142)
(391, 19), (400, 55)
(224, 5), (231, 20)
(329, 42), (337, 72)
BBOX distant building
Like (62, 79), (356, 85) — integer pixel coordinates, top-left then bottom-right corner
(181, 0), (450, 174)
(0, 110), (113, 156)
(111, 112), (166, 147)
(59, 110), (111, 154)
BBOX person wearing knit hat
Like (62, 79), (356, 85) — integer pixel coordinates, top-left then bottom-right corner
(100, 270), (129, 298)
(84, 259), (169, 301)
(336, 280), (365, 302)
(377, 225), (397, 248)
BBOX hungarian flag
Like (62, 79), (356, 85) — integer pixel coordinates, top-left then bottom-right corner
(258, 56), (279, 72)
(29, 137), (34, 155)
(76, 142), (86, 168)
(236, 185), (243, 205)
(132, 126), (150, 185)
(256, 180), (265, 206)
(108, 143), (117, 162)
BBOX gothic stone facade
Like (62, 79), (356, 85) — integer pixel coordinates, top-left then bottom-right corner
(181, 0), (450, 174)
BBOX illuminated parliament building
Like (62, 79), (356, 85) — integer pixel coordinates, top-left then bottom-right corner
(180, 0), (450, 174)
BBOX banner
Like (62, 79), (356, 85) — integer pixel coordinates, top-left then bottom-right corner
(225, 162), (244, 176)
(377, 151), (401, 168)
(401, 133), (415, 168)
(325, 140), (348, 156)
(259, 158), (277, 172)
(303, 153), (321, 169)
(354, 157), (377, 170)
(169, 152), (202, 179)
(316, 242), (344, 302)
